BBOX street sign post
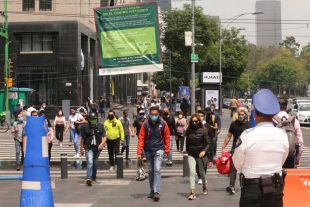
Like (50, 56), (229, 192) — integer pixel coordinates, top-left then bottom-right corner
(191, 54), (198, 63)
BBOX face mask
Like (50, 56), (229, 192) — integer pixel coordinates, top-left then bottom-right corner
(200, 117), (204, 121)
(90, 119), (97, 125)
(192, 123), (199, 129)
(238, 116), (245, 122)
(138, 115), (145, 119)
(18, 117), (23, 122)
(45, 121), (48, 125)
(163, 112), (168, 116)
(58, 112), (62, 116)
(178, 115), (183, 119)
(211, 109), (214, 113)
(150, 115), (158, 121)
(124, 116), (128, 119)
(108, 115), (114, 120)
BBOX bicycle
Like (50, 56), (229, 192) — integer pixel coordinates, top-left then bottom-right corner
(0, 112), (9, 133)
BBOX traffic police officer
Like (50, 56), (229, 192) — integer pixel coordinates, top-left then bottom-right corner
(232, 89), (289, 207)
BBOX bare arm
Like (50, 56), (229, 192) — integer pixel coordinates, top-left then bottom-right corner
(222, 133), (232, 153)
(64, 120), (71, 134)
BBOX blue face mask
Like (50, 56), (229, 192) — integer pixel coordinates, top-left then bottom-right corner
(150, 115), (158, 121)
(124, 116), (128, 119)
(138, 115), (145, 119)
(18, 117), (23, 122)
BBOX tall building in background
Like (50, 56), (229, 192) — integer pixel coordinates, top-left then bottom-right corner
(256, 0), (282, 47)
(142, 0), (172, 11)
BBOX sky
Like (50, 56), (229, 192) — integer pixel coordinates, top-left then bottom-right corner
(172, 0), (310, 49)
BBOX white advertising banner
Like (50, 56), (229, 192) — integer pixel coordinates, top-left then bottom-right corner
(205, 90), (219, 109)
(202, 72), (222, 83)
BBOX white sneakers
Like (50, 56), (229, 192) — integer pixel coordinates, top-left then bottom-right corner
(109, 166), (115, 172)
(198, 179), (208, 185)
(73, 153), (79, 158)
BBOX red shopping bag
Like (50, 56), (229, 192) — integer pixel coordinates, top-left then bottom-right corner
(215, 152), (231, 175)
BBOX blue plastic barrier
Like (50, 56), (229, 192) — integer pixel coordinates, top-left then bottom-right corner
(20, 115), (54, 207)
(0, 175), (23, 180)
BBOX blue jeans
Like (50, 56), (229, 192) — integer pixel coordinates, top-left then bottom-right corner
(86, 147), (101, 180)
(168, 135), (174, 161)
(70, 128), (80, 153)
(145, 150), (164, 193)
(14, 139), (23, 165)
(121, 134), (130, 159)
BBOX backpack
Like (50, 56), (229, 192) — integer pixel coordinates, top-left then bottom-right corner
(273, 116), (298, 158)
(136, 159), (147, 181)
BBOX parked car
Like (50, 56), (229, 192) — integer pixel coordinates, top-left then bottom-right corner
(291, 102), (310, 125)
(237, 98), (247, 108)
(223, 98), (230, 109)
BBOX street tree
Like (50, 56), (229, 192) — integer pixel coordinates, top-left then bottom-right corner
(279, 36), (300, 56)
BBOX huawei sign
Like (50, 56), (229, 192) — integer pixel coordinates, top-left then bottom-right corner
(202, 72), (222, 83)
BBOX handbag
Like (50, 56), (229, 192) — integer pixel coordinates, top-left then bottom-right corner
(215, 152), (231, 175)
(136, 159), (147, 181)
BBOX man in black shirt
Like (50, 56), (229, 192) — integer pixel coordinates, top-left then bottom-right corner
(204, 107), (218, 167)
(221, 107), (250, 195)
(133, 110), (146, 160)
(162, 107), (176, 166)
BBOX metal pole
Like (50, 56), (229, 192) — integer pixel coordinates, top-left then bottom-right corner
(116, 153), (123, 179)
(60, 154), (68, 179)
(4, 0), (10, 123)
(190, 0), (196, 115)
(90, 67), (94, 101)
(219, 24), (223, 115)
(169, 51), (172, 112)
(183, 153), (189, 177)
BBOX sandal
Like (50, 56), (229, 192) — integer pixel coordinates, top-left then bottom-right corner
(203, 186), (208, 195)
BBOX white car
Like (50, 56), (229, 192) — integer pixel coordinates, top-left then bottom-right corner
(292, 103), (310, 125)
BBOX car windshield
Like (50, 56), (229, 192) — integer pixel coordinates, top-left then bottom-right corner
(299, 104), (310, 111)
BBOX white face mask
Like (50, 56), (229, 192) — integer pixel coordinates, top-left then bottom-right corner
(178, 115), (183, 119)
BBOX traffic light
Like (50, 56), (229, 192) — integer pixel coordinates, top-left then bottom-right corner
(7, 78), (13, 88)
(8, 59), (13, 78)
(3, 78), (7, 87)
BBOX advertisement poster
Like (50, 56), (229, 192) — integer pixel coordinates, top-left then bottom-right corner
(205, 90), (219, 109)
(178, 86), (190, 102)
(94, 3), (163, 75)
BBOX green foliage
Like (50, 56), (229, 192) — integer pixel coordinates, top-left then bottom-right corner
(279, 36), (300, 56)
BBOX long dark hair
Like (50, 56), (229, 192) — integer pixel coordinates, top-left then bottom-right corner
(45, 118), (52, 128)
(188, 114), (205, 131)
(57, 109), (64, 117)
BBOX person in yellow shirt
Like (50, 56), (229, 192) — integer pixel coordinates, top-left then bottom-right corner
(104, 109), (125, 172)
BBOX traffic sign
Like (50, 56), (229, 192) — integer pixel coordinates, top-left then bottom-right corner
(191, 54), (198, 63)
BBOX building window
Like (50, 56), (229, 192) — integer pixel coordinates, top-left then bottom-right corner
(39, 0), (52, 11)
(23, 0), (35, 11)
(20, 33), (53, 52)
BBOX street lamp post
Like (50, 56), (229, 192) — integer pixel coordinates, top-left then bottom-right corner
(190, 0), (196, 115)
(219, 12), (263, 115)
(169, 51), (172, 112)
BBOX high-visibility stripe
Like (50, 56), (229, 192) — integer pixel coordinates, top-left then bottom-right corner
(42, 136), (48, 158)
(22, 181), (41, 190)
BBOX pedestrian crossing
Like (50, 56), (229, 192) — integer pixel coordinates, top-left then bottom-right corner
(0, 130), (310, 165)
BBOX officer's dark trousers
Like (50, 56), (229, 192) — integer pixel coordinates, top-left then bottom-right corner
(282, 157), (296, 169)
(107, 138), (120, 166)
(240, 183), (283, 207)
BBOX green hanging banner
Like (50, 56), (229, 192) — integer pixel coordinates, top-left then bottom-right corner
(94, 2), (163, 75)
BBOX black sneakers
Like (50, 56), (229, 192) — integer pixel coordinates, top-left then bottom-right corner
(153, 193), (160, 202)
(226, 186), (235, 195)
(148, 191), (154, 198)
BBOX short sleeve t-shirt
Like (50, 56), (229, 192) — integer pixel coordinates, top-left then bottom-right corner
(13, 121), (25, 142)
(133, 118), (145, 135)
(228, 120), (250, 148)
(68, 114), (83, 129)
(119, 117), (131, 135)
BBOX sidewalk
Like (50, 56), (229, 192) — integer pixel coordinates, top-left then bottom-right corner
(0, 176), (240, 207)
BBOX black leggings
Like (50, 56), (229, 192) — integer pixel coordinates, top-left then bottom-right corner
(175, 135), (185, 151)
(48, 142), (53, 163)
(55, 124), (64, 142)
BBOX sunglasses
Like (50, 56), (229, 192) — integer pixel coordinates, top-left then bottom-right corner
(191, 120), (199, 124)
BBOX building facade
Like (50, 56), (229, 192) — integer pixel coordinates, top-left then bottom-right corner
(142, 0), (171, 11)
(0, 0), (137, 106)
(256, 0), (282, 47)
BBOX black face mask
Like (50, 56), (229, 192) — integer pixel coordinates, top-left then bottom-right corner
(192, 123), (199, 129)
(108, 115), (114, 120)
(163, 112), (169, 116)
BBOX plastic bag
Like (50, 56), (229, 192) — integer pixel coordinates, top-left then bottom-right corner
(215, 152), (231, 175)
(136, 159), (147, 181)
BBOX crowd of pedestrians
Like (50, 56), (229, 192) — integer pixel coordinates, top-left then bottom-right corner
(10, 89), (305, 206)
